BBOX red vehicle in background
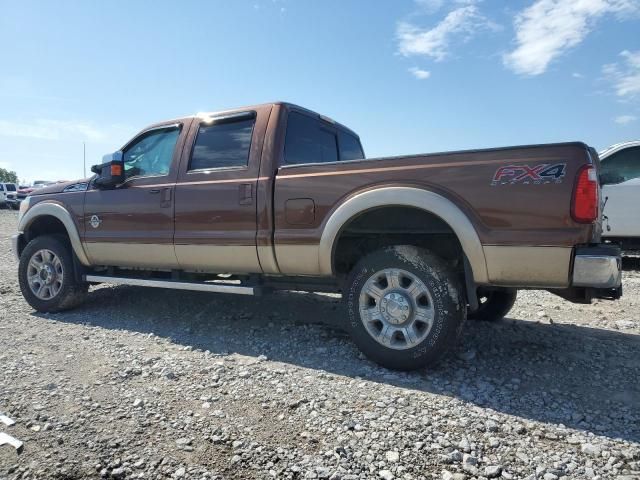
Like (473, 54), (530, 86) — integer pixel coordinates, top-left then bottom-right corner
(15, 183), (55, 209)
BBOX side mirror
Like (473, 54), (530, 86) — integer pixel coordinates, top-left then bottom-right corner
(91, 152), (124, 188)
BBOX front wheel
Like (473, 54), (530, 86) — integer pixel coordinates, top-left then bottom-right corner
(18, 235), (88, 313)
(344, 246), (466, 370)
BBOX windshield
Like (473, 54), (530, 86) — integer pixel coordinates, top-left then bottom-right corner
(5, 184), (16, 191)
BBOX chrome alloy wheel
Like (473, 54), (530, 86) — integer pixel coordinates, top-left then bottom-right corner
(27, 249), (64, 300)
(359, 268), (435, 350)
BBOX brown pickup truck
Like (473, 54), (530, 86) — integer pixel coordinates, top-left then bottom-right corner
(13, 102), (622, 370)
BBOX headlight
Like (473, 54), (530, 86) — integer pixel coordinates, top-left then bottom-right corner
(18, 196), (30, 224)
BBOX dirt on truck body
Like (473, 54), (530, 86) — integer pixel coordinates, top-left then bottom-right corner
(13, 102), (622, 369)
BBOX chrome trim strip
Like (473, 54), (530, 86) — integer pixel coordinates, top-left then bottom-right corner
(572, 255), (622, 288)
(278, 158), (514, 179)
(177, 176), (270, 187)
(85, 275), (256, 295)
(18, 202), (91, 266)
(317, 187), (489, 282)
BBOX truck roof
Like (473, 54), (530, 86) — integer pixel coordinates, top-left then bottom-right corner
(195, 101), (360, 138)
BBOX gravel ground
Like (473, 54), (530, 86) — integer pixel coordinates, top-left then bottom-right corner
(0, 209), (638, 480)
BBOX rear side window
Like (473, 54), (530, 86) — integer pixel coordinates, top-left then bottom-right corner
(189, 117), (255, 171)
(338, 131), (364, 161)
(600, 146), (640, 185)
(284, 112), (338, 165)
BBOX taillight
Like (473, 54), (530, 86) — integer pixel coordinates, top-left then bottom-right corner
(571, 165), (598, 223)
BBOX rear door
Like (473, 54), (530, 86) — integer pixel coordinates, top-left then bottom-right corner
(173, 107), (271, 273)
(83, 122), (189, 268)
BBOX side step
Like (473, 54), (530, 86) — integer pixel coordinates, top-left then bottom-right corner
(84, 275), (257, 296)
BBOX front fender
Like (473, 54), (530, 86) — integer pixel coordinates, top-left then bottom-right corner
(18, 201), (91, 266)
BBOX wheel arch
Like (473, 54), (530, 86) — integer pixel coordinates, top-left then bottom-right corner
(18, 202), (91, 266)
(319, 187), (488, 283)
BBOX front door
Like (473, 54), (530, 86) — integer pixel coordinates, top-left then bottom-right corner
(173, 109), (268, 273)
(83, 122), (189, 269)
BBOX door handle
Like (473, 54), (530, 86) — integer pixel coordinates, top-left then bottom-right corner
(239, 183), (253, 205)
(160, 187), (172, 208)
(149, 189), (161, 194)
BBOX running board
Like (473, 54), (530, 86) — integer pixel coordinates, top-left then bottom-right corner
(84, 275), (257, 295)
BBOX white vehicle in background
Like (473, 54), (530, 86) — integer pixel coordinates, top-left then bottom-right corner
(600, 141), (640, 251)
(0, 183), (18, 209)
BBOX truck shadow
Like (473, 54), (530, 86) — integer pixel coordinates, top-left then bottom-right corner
(42, 285), (640, 444)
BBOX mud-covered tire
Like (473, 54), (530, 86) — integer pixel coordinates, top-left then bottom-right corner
(18, 235), (88, 313)
(468, 288), (517, 322)
(344, 245), (466, 370)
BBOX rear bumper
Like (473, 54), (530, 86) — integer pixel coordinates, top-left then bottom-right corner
(572, 245), (622, 289)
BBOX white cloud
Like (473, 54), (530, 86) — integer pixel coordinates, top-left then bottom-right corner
(572, 72), (584, 78)
(409, 67), (432, 79)
(397, 5), (495, 61)
(604, 50), (640, 98)
(0, 119), (107, 142)
(614, 114), (637, 124)
(504, 0), (640, 76)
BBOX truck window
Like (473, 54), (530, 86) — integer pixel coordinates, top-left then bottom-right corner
(123, 127), (180, 180)
(338, 131), (364, 161)
(189, 117), (255, 171)
(600, 146), (640, 185)
(284, 112), (338, 165)
(6, 184), (16, 191)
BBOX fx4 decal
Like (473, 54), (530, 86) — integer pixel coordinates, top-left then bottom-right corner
(491, 163), (567, 185)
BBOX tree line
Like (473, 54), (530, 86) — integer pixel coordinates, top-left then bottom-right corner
(0, 167), (18, 184)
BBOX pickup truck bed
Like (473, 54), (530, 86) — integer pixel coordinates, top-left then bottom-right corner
(13, 102), (622, 370)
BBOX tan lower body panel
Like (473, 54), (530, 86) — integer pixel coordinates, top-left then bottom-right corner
(257, 245), (281, 274)
(85, 242), (179, 269)
(175, 244), (261, 273)
(274, 244), (321, 275)
(483, 245), (572, 288)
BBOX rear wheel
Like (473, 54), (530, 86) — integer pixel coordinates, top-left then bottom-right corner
(468, 288), (517, 322)
(18, 235), (88, 312)
(344, 245), (465, 370)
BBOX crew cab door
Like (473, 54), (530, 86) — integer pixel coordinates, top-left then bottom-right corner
(173, 108), (270, 273)
(83, 122), (189, 268)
